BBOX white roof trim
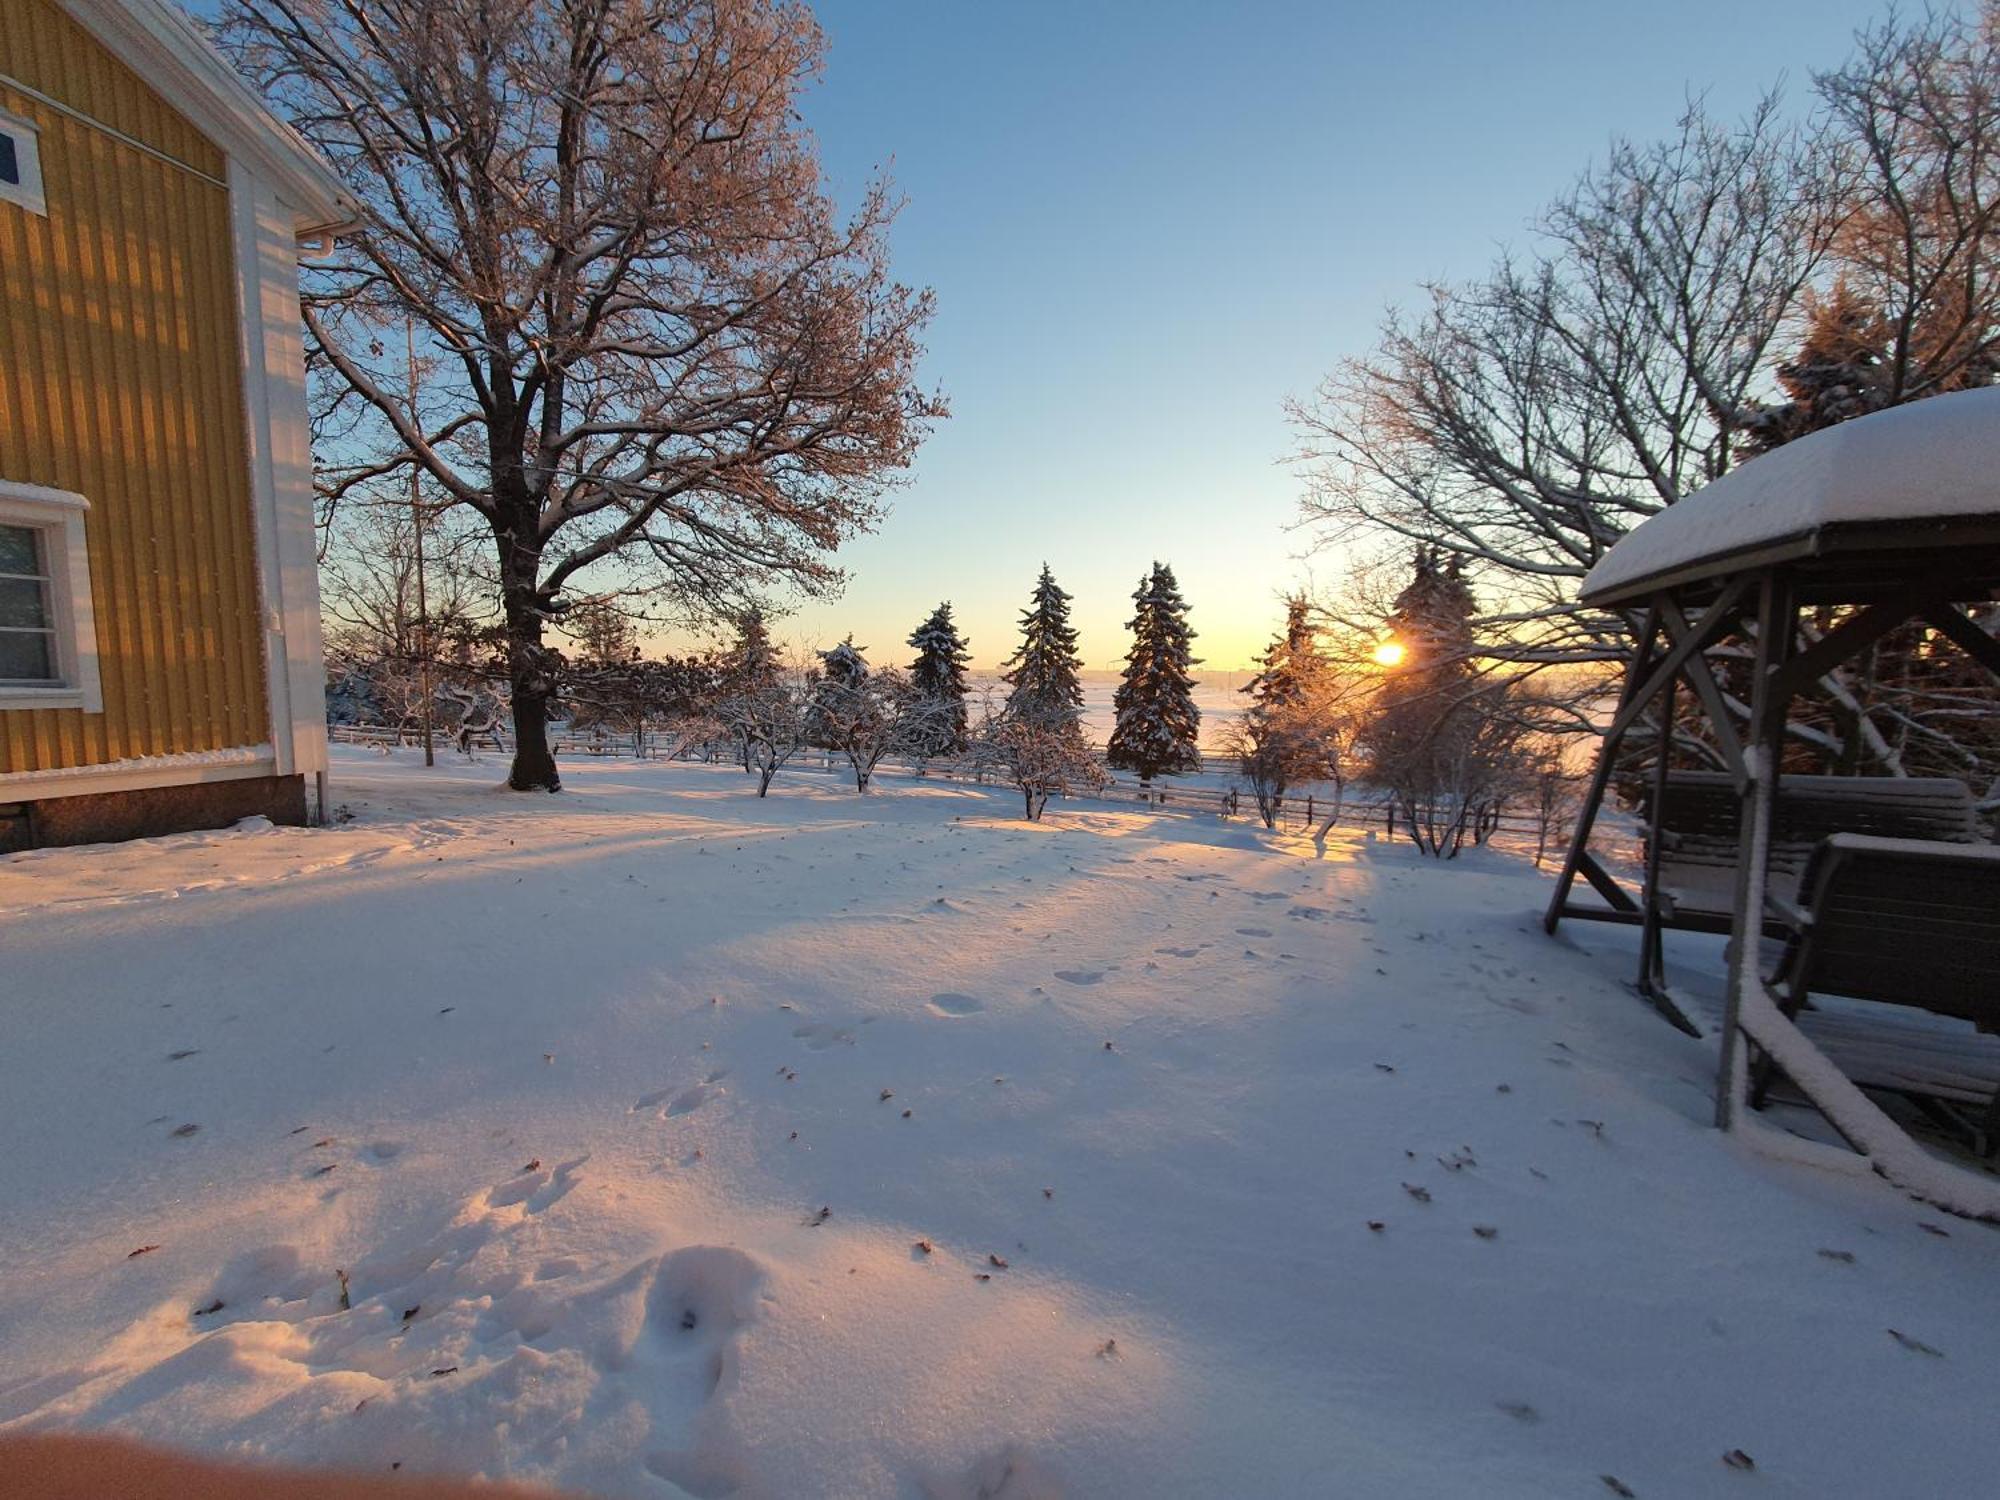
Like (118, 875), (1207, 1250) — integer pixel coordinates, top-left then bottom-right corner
(58, 0), (358, 236)
(1583, 386), (2000, 603)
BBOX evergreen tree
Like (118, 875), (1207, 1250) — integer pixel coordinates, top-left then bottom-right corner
(818, 636), (869, 692)
(808, 636), (869, 747)
(1002, 565), (1084, 730)
(1367, 549), (1478, 782)
(1366, 549), (1524, 856)
(1107, 563), (1202, 780)
(721, 607), (779, 692)
(1243, 596), (1327, 724)
(907, 602), (972, 757)
(1235, 595), (1338, 825)
(1738, 281), (1890, 456)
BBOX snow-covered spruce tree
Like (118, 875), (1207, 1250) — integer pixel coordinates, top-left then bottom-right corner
(807, 637), (869, 747)
(721, 609), (781, 695)
(719, 608), (781, 772)
(1107, 563), (1201, 781)
(1234, 597), (1339, 828)
(906, 602), (972, 759)
(1002, 566), (1085, 730)
(1735, 280), (1890, 456)
(983, 566), (1097, 819)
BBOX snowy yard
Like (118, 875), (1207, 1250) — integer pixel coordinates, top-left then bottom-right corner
(2, 746), (1996, 1499)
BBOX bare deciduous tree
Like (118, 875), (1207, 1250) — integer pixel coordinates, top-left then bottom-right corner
(1290, 98), (1833, 679)
(972, 707), (1107, 822)
(719, 675), (810, 797)
(813, 668), (953, 793)
(224, 0), (943, 792)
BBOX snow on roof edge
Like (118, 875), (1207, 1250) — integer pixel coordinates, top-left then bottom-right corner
(1582, 387), (2000, 605)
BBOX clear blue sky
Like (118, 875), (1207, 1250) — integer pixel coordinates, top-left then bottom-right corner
(192, 0), (1898, 670)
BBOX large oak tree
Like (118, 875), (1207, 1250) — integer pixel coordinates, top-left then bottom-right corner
(224, 0), (942, 789)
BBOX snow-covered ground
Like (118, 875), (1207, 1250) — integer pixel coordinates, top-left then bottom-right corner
(2, 746), (1995, 1498)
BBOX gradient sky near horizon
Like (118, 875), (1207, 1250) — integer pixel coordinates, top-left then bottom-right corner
(192, 0), (1900, 671)
(780, 0), (1894, 670)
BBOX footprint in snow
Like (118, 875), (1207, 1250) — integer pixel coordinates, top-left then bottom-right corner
(1154, 947), (1200, 958)
(792, 1019), (871, 1050)
(1054, 971), (1104, 985)
(635, 1075), (727, 1117)
(1235, 927), (1272, 938)
(926, 993), (985, 1018)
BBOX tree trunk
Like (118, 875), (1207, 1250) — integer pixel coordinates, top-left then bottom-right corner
(498, 532), (560, 792)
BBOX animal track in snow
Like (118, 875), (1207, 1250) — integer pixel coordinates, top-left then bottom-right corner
(1053, 970), (1104, 985)
(1235, 927), (1272, 938)
(1154, 947), (1200, 958)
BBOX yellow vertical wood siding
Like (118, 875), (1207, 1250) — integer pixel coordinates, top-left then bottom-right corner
(0, 0), (267, 774)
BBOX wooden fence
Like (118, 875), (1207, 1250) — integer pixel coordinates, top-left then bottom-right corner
(327, 722), (1584, 859)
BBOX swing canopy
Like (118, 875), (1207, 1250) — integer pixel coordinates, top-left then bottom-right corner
(1582, 384), (2000, 609)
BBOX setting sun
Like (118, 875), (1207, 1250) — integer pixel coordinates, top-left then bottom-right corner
(1372, 640), (1406, 668)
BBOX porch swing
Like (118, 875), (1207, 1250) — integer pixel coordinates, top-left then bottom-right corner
(1544, 386), (2000, 1209)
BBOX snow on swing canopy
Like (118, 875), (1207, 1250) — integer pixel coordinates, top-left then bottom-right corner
(1581, 385), (2000, 608)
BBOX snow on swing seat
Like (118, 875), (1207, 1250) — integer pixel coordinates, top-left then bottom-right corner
(1582, 385), (2000, 607)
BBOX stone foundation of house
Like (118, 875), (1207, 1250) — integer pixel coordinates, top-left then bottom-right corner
(0, 774), (309, 853)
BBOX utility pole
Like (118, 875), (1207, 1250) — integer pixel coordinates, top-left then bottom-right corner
(408, 319), (435, 767)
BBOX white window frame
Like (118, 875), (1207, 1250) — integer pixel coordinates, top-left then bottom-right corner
(0, 108), (47, 219)
(0, 481), (101, 712)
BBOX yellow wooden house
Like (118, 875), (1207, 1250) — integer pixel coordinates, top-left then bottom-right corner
(0, 0), (353, 849)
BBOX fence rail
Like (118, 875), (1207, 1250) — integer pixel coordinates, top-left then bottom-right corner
(327, 721), (1584, 855)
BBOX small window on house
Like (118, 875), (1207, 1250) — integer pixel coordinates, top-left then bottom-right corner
(0, 524), (57, 683)
(0, 110), (46, 217)
(0, 483), (99, 712)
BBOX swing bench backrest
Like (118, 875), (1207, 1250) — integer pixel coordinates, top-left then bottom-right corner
(1771, 833), (2000, 1029)
(1645, 772), (1981, 920)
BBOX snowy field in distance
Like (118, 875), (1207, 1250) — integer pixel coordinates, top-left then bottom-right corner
(1, 745), (1995, 1498)
(969, 671), (1250, 752)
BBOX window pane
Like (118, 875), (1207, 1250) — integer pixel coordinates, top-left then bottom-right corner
(0, 575), (49, 629)
(0, 575), (51, 630)
(0, 133), (18, 187)
(0, 629), (54, 681)
(0, 523), (38, 575)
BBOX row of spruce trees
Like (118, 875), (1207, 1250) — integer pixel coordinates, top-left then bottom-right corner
(718, 562), (1208, 781)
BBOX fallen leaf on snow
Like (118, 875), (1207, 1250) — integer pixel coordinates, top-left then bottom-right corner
(1888, 1328), (1944, 1357)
